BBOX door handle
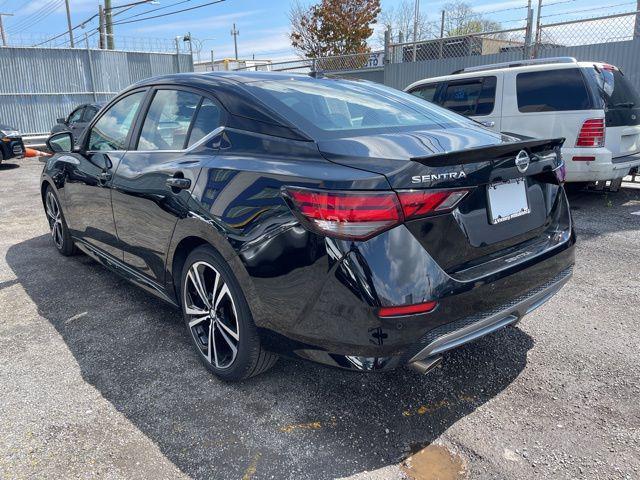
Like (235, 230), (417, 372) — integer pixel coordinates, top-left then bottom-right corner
(166, 177), (191, 190)
(479, 120), (495, 128)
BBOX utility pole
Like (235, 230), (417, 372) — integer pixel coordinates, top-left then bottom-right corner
(210, 49), (215, 71)
(0, 12), (14, 47)
(98, 5), (106, 49)
(412, 0), (419, 61)
(231, 23), (239, 60)
(64, 0), (74, 47)
(105, 0), (114, 50)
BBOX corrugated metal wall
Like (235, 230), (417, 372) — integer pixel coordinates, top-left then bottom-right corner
(0, 47), (192, 135)
(359, 39), (640, 93)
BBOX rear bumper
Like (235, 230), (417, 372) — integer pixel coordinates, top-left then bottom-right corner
(563, 147), (640, 182)
(405, 266), (572, 364)
(257, 222), (576, 372)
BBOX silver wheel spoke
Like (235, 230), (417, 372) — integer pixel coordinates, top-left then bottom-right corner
(217, 317), (239, 341)
(188, 315), (209, 329)
(185, 304), (208, 316)
(216, 324), (238, 357)
(188, 266), (210, 308)
(214, 283), (231, 310)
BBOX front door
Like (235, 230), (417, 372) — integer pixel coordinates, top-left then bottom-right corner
(111, 87), (224, 283)
(63, 90), (147, 259)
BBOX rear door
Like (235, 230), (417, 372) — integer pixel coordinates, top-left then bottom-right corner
(111, 87), (224, 284)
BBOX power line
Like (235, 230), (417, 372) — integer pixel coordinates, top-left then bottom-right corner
(111, 0), (225, 26)
(6, 0), (63, 33)
(541, 1), (636, 18)
(114, 0), (194, 22)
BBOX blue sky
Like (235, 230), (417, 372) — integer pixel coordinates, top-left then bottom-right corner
(0, 0), (634, 60)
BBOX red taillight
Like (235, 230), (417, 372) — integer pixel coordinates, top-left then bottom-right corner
(572, 156), (596, 162)
(283, 187), (402, 240)
(576, 119), (605, 148)
(283, 187), (469, 240)
(397, 189), (468, 219)
(378, 301), (438, 317)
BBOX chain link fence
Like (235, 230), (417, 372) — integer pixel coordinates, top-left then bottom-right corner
(537, 11), (640, 52)
(389, 27), (530, 63)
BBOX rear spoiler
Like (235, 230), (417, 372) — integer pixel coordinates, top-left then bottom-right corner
(410, 138), (565, 167)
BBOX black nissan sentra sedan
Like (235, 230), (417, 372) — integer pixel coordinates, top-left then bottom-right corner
(42, 72), (575, 381)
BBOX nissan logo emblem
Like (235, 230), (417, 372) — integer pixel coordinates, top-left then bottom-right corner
(515, 150), (530, 173)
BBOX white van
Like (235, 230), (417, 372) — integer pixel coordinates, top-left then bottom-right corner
(405, 57), (640, 186)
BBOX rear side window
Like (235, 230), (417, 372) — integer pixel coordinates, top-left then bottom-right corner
(138, 90), (201, 150)
(409, 83), (439, 102)
(516, 69), (592, 112)
(441, 76), (496, 116)
(187, 98), (223, 147)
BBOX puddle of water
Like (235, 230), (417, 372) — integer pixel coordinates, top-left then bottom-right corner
(402, 444), (467, 480)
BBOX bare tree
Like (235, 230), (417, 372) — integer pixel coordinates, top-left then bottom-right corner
(378, 0), (437, 45)
(443, 1), (503, 37)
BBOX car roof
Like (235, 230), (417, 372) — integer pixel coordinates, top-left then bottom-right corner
(131, 70), (316, 89)
(405, 58), (607, 90)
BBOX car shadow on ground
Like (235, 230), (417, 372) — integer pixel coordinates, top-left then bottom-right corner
(7, 234), (534, 480)
(0, 162), (20, 170)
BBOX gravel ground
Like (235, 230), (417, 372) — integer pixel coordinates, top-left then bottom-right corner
(1, 157), (639, 480)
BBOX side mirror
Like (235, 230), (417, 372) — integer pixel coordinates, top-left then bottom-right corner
(46, 131), (73, 153)
(57, 117), (66, 124)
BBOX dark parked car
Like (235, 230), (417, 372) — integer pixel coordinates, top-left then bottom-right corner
(51, 103), (103, 144)
(42, 72), (575, 381)
(0, 123), (24, 164)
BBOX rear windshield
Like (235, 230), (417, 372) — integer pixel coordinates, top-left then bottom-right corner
(244, 78), (476, 138)
(516, 68), (593, 112)
(585, 67), (640, 109)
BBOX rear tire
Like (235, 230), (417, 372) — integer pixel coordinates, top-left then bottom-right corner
(180, 245), (277, 381)
(44, 186), (76, 256)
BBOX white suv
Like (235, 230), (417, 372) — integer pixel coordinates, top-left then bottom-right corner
(405, 57), (640, 186)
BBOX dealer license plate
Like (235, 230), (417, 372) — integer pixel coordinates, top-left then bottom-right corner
(487, 178), (530, 224)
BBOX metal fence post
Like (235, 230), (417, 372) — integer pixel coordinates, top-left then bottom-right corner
(524, 3), (534, 59)
(85, 33), (98, 102)
(533, 0), (543, 58)
(384, 28), (391, 64)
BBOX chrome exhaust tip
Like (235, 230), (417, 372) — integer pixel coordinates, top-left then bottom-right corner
(409, 356), (442, 375)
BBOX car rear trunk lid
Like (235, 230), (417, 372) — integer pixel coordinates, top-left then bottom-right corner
(318, 128), (567, 275)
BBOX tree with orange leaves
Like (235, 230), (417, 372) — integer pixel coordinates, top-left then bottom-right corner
(289, 0), (381, 58)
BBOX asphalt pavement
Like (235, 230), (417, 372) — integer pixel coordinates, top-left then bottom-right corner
(1, 157), (638, 479)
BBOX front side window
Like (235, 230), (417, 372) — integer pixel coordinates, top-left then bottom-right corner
(137, 90), (201, 150)
(88, 92), (145, 151)
(516, 69), (592, 113)
(245, 78), (473, 138)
